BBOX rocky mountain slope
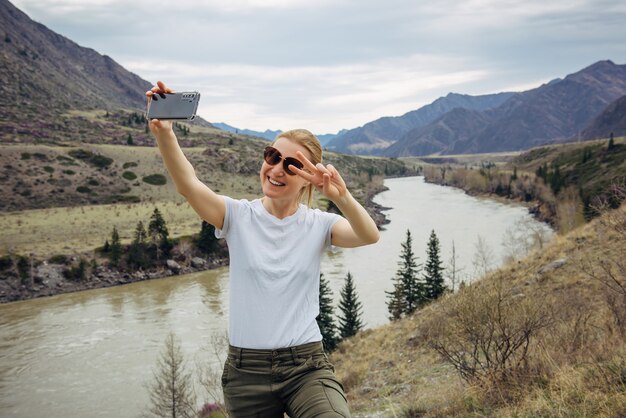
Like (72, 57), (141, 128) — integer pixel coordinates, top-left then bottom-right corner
(580, 94), (626, 140)
(327, 92), (514, 155)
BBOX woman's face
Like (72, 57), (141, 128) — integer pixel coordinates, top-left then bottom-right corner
(260, 137), (311, 202)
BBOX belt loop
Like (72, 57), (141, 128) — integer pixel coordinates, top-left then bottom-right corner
(236, 347), (242, 368)
(290, 346), (298, 363)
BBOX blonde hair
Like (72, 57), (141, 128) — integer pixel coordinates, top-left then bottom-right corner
(273, 129), (322, 207)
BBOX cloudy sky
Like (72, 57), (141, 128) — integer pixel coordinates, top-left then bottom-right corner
(12, 0), (626, 134)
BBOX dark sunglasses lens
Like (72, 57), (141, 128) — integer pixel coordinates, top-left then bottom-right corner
(284, 158), (303, 175)
(264, 147), (281, 165)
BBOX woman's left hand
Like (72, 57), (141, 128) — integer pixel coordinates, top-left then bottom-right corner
(291, 151), (349, 203)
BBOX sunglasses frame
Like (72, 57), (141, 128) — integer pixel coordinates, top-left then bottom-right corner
(263, 146), (304, 176)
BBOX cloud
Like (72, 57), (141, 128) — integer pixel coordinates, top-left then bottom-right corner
(123, 54), (490, 132)
(11, 0), (626, 132)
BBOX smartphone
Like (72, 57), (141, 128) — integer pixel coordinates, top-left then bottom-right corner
(147, 91), (201, 121)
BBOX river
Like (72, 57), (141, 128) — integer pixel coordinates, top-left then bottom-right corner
(0, 176), (552, 417)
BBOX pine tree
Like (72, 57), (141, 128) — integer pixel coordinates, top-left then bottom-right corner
(386, 282), (404, 321)
(424, 230), (446, 300)
(386, 229), (424, 319)
(127, 221), (150, 270)
(109, 226), (122, 267)
(127, 132), (133, 145)
(338, 272), (364, 339)
(145, 332), (197, 418)
(608, 132), (615, 150)
(316, 274), (338, 352)
(196, 221), (218, 256)
(149, 208), (172, 261)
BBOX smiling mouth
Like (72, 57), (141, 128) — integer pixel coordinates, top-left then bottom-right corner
(268, 177), (285, 187)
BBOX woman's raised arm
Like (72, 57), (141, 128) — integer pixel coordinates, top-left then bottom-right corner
(147, 81), (225, 229)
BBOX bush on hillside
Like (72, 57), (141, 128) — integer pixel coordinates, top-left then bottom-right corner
(423, 275), (553, 392)
(142, 174), (167, 185)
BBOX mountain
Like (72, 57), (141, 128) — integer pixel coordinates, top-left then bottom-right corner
(384, 107), (495, 156)
(387, 60), (626, 156)
(213, 122), (281, 141)
(580, 94), (626, 140)
(0, 0), (213, 139)
(213, 123), (346, 146)
(326, 92), (515, 155)
(0, 0), (149, 116)
(318, 129), (347, 147)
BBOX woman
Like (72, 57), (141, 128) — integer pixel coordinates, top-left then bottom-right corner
(147, 81), (379, 417)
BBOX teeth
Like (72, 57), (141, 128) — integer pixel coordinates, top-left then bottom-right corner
(268, 178), (285, 186)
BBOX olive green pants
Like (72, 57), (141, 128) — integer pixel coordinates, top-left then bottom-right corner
(221, 341), (351, 417)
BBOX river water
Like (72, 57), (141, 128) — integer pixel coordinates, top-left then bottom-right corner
(0, 176), (552, 417)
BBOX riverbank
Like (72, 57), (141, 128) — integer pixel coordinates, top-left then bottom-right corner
(0, 185), (392, 304)
(422, 175), (557, 227)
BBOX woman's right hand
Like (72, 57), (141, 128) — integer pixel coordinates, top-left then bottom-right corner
(146, 80), (174, 136)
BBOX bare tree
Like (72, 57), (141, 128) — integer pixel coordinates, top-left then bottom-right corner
(472, 235), (494, 278)
(144, 332), (198, 418)
(197, 331), (230, 417)
(445, 241), (464, 292)
(502, 217), (553, 264)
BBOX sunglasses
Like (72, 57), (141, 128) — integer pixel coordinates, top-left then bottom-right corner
(263, 146), (304, 176)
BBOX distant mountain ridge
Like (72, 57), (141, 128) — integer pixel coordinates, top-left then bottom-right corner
(580, 94), (626, 140)
(213, 122), (345, 146)
(213, 122), (281, 141)
(375, 60), (626, 156)
(326, 92), (515, 155)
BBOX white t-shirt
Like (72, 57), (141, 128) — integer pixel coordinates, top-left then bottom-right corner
(215, 197), (342, 349)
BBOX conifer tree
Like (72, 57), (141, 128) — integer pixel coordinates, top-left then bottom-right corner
(128, 221), (150, 270)
(608, 132), (615, 150)
(149, 208), (172, 261)
(196, 221), (218, 256)
(145, 332), (197, 418)
(386, 229), (423, 319)
(338, 272), (364, 339)
(316, 274), (338, 352)
(424, 230), (446, 300)
(109, 226), (122, 267)
(386, 282), (404, 321)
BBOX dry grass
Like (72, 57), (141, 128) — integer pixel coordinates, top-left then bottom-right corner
(330, 203), (626, 417)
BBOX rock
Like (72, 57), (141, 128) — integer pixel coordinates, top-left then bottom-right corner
(191, 257), (206, 268)
(166, 259), (181, 274)
(538, 258), (567, 275)
(34, 264), (65, 287)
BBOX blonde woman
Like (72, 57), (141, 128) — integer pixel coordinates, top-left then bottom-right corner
(147, 81), (379, 417)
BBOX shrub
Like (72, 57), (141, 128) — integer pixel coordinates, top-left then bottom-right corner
(68, 149), (113, 169)
(48, 254), (69, 264)
(21, 152), (31, 160)
(122, 171), (137, 180)
(63, 170), (75, 175)
(0, 255), (13, 271)
(103, 195), (141, 204)
(68, 149), (93, 160)
(87, 179), (99, 186)
(142, 174), (167, 185)
(422, 274), (553, 387)
(43, 166), (54, 173)
(90, 155), (113, 169)
(123, 162), (138, 169)
(76, 186), (92, 194)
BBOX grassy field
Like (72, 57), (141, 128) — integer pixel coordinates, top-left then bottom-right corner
(0, 136), (406, 258)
